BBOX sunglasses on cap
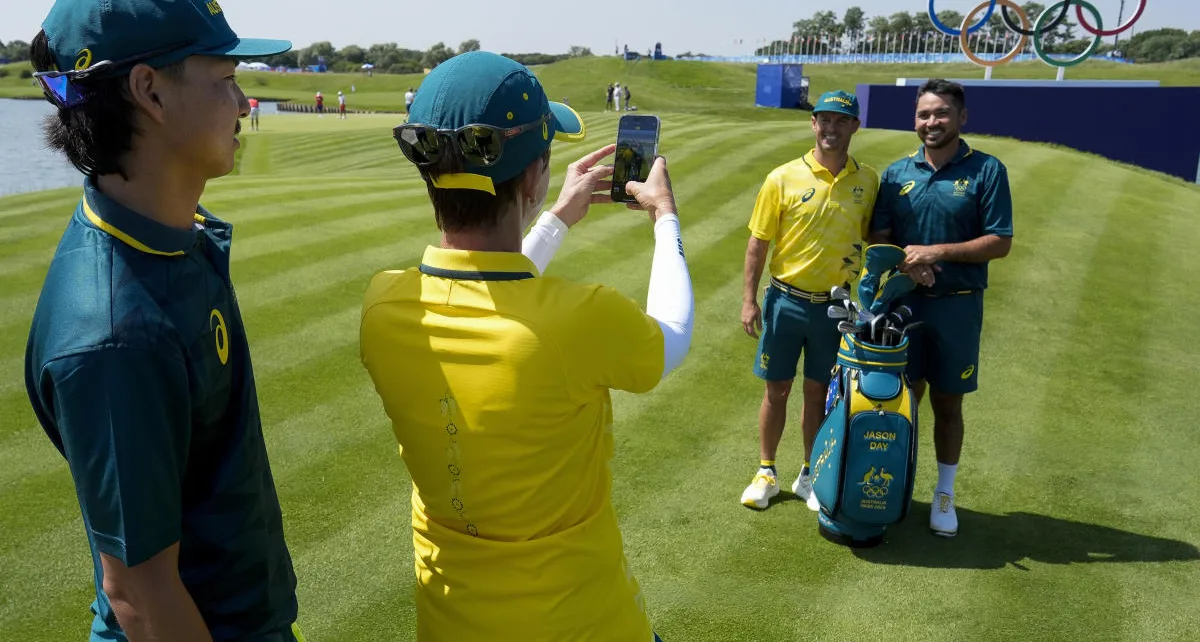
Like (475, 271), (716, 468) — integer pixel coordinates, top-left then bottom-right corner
(392, 113), (552, 168)
(33, 41), (195, 109)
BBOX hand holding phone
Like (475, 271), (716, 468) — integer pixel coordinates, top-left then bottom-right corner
(611, 114), (661, 203)
(624, 156), (677, 222)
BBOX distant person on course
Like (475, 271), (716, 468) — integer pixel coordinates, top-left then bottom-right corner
(315, 90), (324, 115)
(405, 87), (415, 113)
(869, 78), (1014, 538)
(23, 0), (303, 640)
(249, 96), (260, 130)
(740, 90), (879, 512)
(338, 90), (347, 119)
(360, 51), (694, 641)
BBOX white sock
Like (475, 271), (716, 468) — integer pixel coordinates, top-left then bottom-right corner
(936, 463), (957, 496)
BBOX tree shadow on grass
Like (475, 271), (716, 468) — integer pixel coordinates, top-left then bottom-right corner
(851, 501), (1200, 570)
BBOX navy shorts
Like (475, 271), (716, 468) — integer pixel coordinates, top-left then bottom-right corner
(904, 290), (984, 394)
(753, 282), (840, 385)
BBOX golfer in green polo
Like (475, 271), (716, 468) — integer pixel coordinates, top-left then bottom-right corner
(870, 79), (1014, 538)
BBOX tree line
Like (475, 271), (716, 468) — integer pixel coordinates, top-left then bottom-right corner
(755, 4), (1200, 63)
(0, 38), (595, 74)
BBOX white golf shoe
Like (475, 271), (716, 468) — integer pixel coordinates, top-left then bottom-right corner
(740, 470), (779, 509)
(791, 472), (821, 512)
(930, 491), (958, 537)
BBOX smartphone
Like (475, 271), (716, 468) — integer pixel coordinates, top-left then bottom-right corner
(611, 114), (661, 203)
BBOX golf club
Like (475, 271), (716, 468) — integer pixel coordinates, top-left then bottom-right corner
(828, 306), (850, 320)
(870, 315), (887, 345)
(900, 321), (925, 342)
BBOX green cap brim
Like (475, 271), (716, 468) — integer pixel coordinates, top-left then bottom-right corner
(812, 105), (859, 118)
(550, 101), (585, 142)
(198, 37), (293, 60)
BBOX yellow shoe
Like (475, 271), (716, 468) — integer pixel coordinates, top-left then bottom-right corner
(740, 469), (779, 509)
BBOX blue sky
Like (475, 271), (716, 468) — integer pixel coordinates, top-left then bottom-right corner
(3, 1), (1192, 58)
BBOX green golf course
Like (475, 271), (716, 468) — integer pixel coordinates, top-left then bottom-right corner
(1, 57), (1199, 641)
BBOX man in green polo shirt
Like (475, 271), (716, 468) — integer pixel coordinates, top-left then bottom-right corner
(870, 79), (1014, 538)
(23, 1), (303, 640)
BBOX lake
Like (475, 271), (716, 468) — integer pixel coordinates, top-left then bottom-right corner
(0, 98), (286, 198)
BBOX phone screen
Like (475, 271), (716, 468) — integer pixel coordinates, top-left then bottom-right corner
(611, 115), (661, 203)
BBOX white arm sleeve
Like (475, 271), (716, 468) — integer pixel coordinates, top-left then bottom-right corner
(645, 214), (694, 378)
(521, 211), (569, 275)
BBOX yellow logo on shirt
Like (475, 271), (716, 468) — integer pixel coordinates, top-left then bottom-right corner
(954, 178), (970, 197)
(852, 185), (865, 204)
(210, 309), (229, 365)
(899, 180), (916, 196)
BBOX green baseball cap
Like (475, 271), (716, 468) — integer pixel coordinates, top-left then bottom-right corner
(407, 51), (585, 189)
(812, 90), (860, 118)
(41, 0), (291, 78)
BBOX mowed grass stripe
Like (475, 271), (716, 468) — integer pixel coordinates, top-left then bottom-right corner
(0, 487), (94, 636)
(1043, 170), (1200, 545)
(200, 180), (419, 215)
(0, 291), (39, 336)
(287, 492), (416, 641)
(0, 231), (60, 276)
(0, 188), (80, 222)
(951, 149), (1096, 507)
(225, 193), (428, 262)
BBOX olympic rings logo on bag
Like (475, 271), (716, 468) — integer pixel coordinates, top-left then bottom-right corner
(928, 0), (1147, 68)
(861, 484), (890, 498)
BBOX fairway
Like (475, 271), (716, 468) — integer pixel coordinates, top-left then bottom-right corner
(3, 100), (1200, 641)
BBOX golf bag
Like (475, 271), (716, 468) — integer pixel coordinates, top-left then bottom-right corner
(811, 310), (919, 547)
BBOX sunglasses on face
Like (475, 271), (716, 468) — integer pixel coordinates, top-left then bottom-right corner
(33, 41), (195, 109)
(392, 113), (552, 168)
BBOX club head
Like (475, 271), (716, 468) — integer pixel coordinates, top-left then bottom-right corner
(830, 285), (851, 301)
(870, 316), (886, 344)
(827, 306), (849, 320)
(900, 321), (925, 340)
(857, 308), (876, 324)
(837, 320), (859, 335)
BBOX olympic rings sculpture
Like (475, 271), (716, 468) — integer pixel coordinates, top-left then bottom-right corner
(928, 0), (1148, 68)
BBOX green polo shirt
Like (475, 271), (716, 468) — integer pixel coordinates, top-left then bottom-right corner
(871, 140), (1014, 295)
(25, 179), (297, 641)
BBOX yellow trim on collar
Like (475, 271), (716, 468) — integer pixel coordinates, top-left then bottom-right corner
(82, 198), (185, 257)
(431, 173), (497, 195)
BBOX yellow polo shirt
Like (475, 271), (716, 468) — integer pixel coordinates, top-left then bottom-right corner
(360, 246), (664, 642)
(748, 150), (879, 292)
